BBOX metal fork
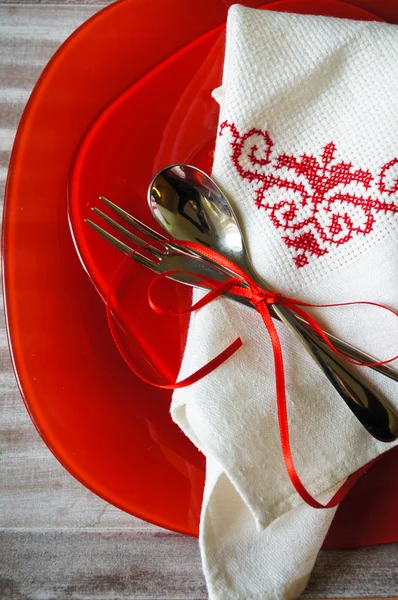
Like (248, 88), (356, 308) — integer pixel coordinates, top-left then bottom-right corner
(87, 198), (398, 441)
(86, 197), (398, 384)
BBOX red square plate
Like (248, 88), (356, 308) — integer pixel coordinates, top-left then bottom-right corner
(4, 0), (398, 546)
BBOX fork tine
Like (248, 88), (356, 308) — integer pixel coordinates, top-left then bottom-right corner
(85, 219), (159, 271)
(99, 196), (168, 243)
(99, 196), (244, 282)
(99, 196), (202, 260)
(92, 208), (165, 258)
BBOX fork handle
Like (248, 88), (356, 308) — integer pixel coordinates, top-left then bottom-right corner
(175, 247), (398, 383)
(184, 261), (398, 439)
(272, 303), (398, 441)
(184, 263), (398, 383)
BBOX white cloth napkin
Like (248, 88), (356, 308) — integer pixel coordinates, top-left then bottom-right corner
(171, 6), (398, 598)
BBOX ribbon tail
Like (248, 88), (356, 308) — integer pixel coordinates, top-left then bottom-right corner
(256, 302), (344, 510)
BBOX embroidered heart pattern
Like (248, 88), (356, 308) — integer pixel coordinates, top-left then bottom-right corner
(219, 121), (398, 268)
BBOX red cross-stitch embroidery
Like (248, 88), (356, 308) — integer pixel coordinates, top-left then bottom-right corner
(219, 120), (398, 268)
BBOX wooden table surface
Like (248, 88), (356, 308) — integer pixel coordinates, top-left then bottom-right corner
(1, 2), (397, 598)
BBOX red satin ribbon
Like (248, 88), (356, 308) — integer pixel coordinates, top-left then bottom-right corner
(106, 241), (398, 509)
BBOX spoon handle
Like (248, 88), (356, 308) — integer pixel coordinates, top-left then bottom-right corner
(177, 249), (398, 382)
(242, 295), (398, 381)
(273, 303), (398, 441)
(179, 255), (398, 439)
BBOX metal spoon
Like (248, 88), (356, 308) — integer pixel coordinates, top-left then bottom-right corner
(148, 163), (398, 442)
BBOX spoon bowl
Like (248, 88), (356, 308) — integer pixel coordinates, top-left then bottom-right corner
(149, 164), (248, 269)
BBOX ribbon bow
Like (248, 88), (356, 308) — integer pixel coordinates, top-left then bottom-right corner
(107, 240), (398, 509)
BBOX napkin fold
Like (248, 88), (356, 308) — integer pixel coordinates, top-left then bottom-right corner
(171, 6), (398, 598)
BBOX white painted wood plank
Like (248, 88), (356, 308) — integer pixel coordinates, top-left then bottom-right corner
(0, 530), (207, 599)
(1, 531), (398, 599)
(0, 5), (102, 38)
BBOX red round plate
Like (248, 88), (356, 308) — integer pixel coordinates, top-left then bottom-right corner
(4, 0), (398, 545)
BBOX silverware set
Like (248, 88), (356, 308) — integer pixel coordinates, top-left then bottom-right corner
(87, 164), (398, 442)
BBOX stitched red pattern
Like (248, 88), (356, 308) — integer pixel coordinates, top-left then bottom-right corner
(219, 121), (398, 268)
